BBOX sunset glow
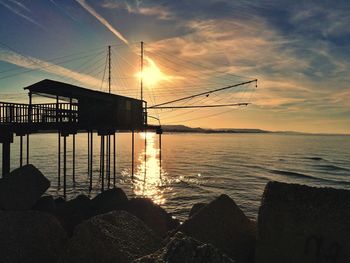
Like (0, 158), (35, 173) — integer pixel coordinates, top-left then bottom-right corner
(137, 57), (172, 87)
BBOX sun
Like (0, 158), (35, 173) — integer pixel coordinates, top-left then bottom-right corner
(137, 57), (171, 87)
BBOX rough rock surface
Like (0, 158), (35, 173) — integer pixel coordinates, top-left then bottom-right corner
(59, 210), (162, 263)
(134, 232), (235, 263)
(126, 198), (179, 237)
(0, 164), (50, 210)
(179, 194), (256, 263)
(189, 202), (207, 218)
(0, 210), (67, 263)
(256, 181), (350, 263)
(32, 195), (56, 213)
(53, 194), (92, 235)
(91, 188), (128, 215)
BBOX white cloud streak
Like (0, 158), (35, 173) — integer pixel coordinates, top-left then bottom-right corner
(0, 0), (45, 29)
(75, 0), (129, 44)
(0, 49), (102, 88)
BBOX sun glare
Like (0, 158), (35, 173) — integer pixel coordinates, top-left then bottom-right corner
(137, 57), (171, 87)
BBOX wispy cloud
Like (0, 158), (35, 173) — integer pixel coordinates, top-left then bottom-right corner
(101, 1), (172, 20)
(75, 0), (129, 44)
(0, 0), (45, 29)
(0, 49), (102, 88)
(8, 0), (30, 12)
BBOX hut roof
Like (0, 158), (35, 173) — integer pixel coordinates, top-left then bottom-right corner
(24, 79), (141, 102)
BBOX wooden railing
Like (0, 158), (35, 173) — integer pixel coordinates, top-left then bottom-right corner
(0, 102), (78, 124)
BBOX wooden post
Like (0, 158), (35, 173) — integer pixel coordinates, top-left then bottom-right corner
(89, 132), (93, 192)
(100, 135), (105, 192)
(26, 134), (29, 165)
(19, 135), (23, 167)
(58, 132), (61, 187)
(2, 141), (10, 177)
(63, 135), (67, 199)
(1, 130), (13, 178)
(159, 132), (162, 179)
(131, 131), (134, 180)
(72, 133), (76, 184)
(113, 133), (116, 187)
(144, 130), (147, 181)
(88, 132), (90, 185)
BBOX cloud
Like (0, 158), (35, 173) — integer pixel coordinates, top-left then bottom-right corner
(101, 1), (172, 20)
(0, 49), (103, 88)
(0, 0), (45, 29)
(143, 9), (350, 125)
(75, 0), (129, 44)
(8, 0), (30, 12)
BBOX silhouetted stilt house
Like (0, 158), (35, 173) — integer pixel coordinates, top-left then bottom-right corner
(0, 79), (162, 197)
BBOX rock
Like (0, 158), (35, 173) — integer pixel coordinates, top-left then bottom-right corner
(91, 188), (128, 215)
(0, 164), (50, 210)
(53, 195), (92, 235)
(189, 202), (207, 217)
(179, 194), (256, 263)
(134, 232), (235, 263)
(55, 197), (66, 205)
(126, 198), (179, 237)
(32, 195), (56, 213)
(256, 181), (350, 263)
(59, 210), (161, 263)
(0, 210), (67, 263)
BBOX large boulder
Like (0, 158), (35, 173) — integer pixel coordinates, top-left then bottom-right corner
(0, 210), (67, 263)
(91, 188), (128, 215)
(59, 210), (162, 263)
(189, 202), (207, 218)
(32, 195), (56, 213)
(0, 164), (50, 210)
(179, 194), (256, 263)
(134, 232), (235, 263)
(53, 195), (93, 235)
(256, 181), (350, 263)
(126, 198), (179, 237)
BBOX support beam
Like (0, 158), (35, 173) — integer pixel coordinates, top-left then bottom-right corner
(131, 131), (134, 180)
(72, 133), (76, 184)
(159, 132), (162, 179)
(2, 141), (10, 177)
(100, 135), (105, 192)
(88, 132), (90, 189)
(63, 135), (67, 199)
(1, 130), (13, 178)
(19, 135), (23, 167)
(89, 132), (93, 192)
(144, 130), (147, 181)
(58, 132), (61, 187)
(26, 134), (29, 165)
(107, 135), (110, 189)
(113, 133), (116, 187)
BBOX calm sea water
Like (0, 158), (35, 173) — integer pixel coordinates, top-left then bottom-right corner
(2, 133), (350, 221)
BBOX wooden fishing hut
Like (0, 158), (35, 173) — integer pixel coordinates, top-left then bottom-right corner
(0, 79), (162, 197)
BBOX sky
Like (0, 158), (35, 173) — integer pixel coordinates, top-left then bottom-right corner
(0, 0), (349, 133)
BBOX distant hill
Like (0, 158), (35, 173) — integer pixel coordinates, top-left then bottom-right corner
(161, 125), (269, 133)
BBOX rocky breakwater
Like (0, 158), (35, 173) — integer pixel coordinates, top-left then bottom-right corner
(1, 164), (350, 263)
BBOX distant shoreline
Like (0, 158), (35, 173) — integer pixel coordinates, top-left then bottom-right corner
(161, 125), (350, 136)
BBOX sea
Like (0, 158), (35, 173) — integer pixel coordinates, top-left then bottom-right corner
(2, 132), (350, 221)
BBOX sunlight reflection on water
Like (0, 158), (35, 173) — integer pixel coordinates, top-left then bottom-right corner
(121, 132), (170, 205)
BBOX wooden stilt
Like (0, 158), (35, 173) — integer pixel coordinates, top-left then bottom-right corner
(58, 133), (61, 187)
(131, 131), (134, 180)
(19, 135), (23, 167)
(26, 134), (29, 165)
(113, 133), (116, 187)
(2, 141), (10, 177)
(63, 135), (67, 199)
(72, 133), (76, 184)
